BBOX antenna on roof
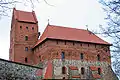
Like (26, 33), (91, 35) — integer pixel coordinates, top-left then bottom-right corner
(86, 25), (92, 34)
(47, 19), (50, 25)
(86, 25), (88, 30)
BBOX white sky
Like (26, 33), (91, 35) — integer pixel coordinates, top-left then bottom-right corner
(0, 0), (108, 60)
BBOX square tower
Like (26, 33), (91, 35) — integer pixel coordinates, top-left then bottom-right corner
(9, 8), (39, 65)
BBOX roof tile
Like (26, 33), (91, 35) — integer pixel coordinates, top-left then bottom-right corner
(13, 8), (37, 23)
(34, 25), (111, 47)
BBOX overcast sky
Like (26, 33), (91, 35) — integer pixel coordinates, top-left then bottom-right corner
(0, 0), (108, 60)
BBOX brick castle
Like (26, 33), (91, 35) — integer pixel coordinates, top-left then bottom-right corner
(9, 8), (118, 79)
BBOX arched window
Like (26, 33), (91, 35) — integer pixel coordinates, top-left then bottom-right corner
(25, 47), (28, 51)
(81, 67), (85, 75)
(80, 53), (84, 60)
(98, 68), (101, 75)
(97, 54), (100, 61)
(25, 57), (28, 63)
(25, 36), (28, 41)
(32, 27), (34, 30)
(61, 52), (65, 60)
(20, 26), (22, 29)
(62, 66), (66, 74)
(26, 26), (28, 29)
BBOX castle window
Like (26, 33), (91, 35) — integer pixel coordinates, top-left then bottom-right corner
(20, 26), (22, 29)
(97, 54), (100, 61)
(81, 67), (85, 75)
(62, 66), (66, 74)
(25, 57), (28, 63)
(98, 68), (101, 75)
(80, 53), (84, 60)
(80, 43), (82, 46)
(88, 44), (89, 47)
(25, 47), (28, 51)
(39, 56), (41, 61)
(32, 27), (34, 30)
(61, 52), (65, 60)
(73, 42), (75, 45)
(25, 36), (28, 41)
(65, 41), (66, 45)
(56, 40), (58, 44)
(26, 26), (28, 29)
(95, 44), (96, 48)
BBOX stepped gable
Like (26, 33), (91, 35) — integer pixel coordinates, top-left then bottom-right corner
(13, 8), (38, 23)
(34, 25), (111, 47)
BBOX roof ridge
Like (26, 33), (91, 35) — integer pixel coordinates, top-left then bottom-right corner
(48, 24), (87, 31)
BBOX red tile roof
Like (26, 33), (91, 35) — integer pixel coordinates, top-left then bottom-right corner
(92, 74), (101, 79)
(69, 66), (78, 70)
(72, 76), (80, 78)
(13, 8), (37, 23)
(34, 25), (111, 47)
(44, 61), (53, 79)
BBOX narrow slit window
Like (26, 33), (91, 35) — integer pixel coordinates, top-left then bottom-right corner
(62, 66), (66, 74)
(61, 52), (65, 60)
(26, 26), (28, 29)
(20, 26), (22, 29)
(25, 36), (28, 41)
(98, 68), (101, 75)
(25, 57), (28, 63)
(25, 47), (28, 51)
(80, 53), (84, 60)
(81, 67), (85, 75)
(97, 54), (100, 61)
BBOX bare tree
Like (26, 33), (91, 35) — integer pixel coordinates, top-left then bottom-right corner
(0, 0), (53, 17)
(99, 0), (120, 78)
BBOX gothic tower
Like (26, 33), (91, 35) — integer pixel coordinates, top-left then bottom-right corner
(9, 8), (38, 65)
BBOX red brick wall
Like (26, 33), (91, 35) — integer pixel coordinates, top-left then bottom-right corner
(10, 16), (38, 65)
(33, 39), (111, 65)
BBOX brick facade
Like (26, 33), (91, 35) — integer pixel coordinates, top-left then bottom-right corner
(9, 9), (118, 79)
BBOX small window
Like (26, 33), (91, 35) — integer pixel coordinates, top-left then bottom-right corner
(56, 40), (58, 44)
(65, 41), (66, 45)
(81, 67), (85, 75)
(80, 43), (82, 46)
(26, 26), (28, 29)
(80, 53), (84, 60)
(97, 54), (100, 61)
(39, 56), (41, 61)
(25, 47), (28, 51)
(25, 57), (28, 63)
(25, 36), (28, 41)
(73, 42), (75, 45)
(98, 68), (101, 75)
(95, 44), (96, 48)
(62, 66), (66, 74)
(88, 44), (89, 47)
(61, 52), (65, 60)
(32, 27), (34, 30)
(20, 26), (22, 29)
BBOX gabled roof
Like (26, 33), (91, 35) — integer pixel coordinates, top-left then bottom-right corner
(13, 8), (37, 23)
(34, 25), (111, 47)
